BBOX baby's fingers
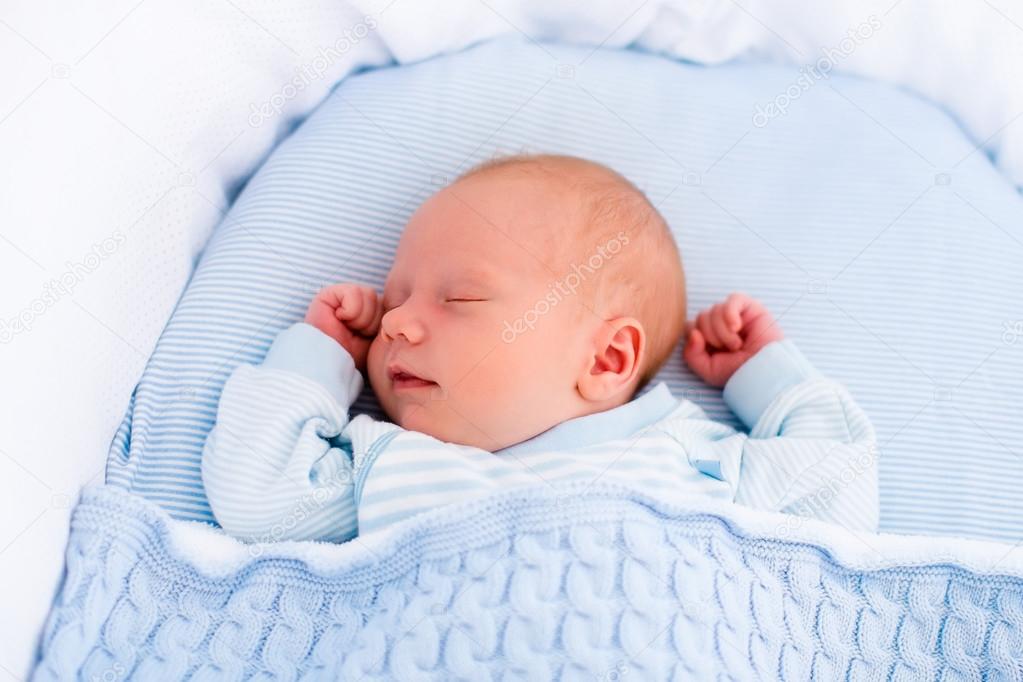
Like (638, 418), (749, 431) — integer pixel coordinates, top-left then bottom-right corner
(350, 288), (381, 334)
(696, 311), (723, 349)
(723, 292), (749, 332)
(683, 326), (708, 367)
(364, 289), (383, 336)
(333, 287), (364, 322)
(710, 304), (742, 351)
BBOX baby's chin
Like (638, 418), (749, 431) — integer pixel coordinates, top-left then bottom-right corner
(388, 398), (497, 450)
(387, 397), (444, 437)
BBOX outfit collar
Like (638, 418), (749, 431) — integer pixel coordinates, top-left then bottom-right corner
(497, 381), (679, 457)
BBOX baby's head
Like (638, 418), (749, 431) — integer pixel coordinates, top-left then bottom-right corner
(366, 154), (686, 450)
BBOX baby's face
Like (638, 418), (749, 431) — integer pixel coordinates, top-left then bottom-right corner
(367, 174), (593, 450)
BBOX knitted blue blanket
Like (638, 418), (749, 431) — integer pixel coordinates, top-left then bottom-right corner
(33, 482), (1023, 680)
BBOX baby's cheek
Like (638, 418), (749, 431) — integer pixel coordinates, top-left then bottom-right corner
(366, 341), (387, 386)
(460, 346), (520, 396)
(471, 362), (533, 426)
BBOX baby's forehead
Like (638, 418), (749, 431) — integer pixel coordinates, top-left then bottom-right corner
(392, 156), (652, 281)
(420, 172), (579, 242)
(386, 217), (547, 291)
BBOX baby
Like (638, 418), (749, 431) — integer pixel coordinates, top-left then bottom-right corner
(202, 154), (878, 543)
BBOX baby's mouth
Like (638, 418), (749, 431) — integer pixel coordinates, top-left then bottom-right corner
(387, 363), (437, 391)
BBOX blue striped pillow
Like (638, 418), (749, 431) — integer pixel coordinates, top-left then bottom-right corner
(108, 38), (1023, 543)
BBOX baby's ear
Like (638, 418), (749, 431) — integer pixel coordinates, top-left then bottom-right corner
(577, 317), (645, 404)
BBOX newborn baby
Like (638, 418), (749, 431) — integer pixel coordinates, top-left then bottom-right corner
(202, 154), (878, 543)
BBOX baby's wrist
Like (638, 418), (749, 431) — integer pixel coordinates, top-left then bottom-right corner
(746, 330), (784, 361)
(722, 340), (817, 428)
(263, 323), (364, 404)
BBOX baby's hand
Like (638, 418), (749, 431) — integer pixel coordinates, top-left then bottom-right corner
(683, 292), (784, 387)
(304, 283), (382, 371)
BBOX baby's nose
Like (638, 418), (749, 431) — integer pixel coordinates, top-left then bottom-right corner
(380, 305), (427, 344)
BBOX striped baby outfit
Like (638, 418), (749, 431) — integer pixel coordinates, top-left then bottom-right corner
(202, 323), (878, 544)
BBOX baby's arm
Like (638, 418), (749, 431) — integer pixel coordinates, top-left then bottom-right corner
(684, 293), (878, 532)
(201, 283), (381, 543)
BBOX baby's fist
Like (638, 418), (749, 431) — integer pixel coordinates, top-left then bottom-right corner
(683, 292), (783, 387)
(305, 283), (382, 370)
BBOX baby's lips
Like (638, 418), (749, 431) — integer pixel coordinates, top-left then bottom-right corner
(386, 359), (435, 384)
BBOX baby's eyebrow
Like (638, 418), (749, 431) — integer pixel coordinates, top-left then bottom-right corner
(380, 279), (406, 304)
(445, 266), (497, 287)
(453, 272), (490, 285)
(382, 264), (499, 303)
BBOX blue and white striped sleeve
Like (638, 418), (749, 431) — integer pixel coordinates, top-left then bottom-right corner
(722, 340), (879, 532)
(201, 322), (364, 544)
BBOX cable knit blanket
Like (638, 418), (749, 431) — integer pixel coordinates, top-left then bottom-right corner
(33, 482), (1023, 680)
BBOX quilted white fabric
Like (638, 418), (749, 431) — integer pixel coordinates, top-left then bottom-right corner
(352, 0), (1023, 189)
(0, 2), (388, 674)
